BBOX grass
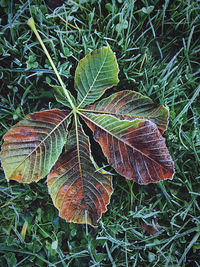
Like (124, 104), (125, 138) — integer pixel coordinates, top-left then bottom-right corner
(0, 0), (200, 266)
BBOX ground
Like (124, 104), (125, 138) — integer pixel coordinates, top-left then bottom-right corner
(0, 0), (200, 266)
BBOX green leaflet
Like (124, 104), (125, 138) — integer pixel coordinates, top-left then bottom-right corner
(81, 112), (174, 184)
(1, 109), (71, 183)
(85, 90), (169, 133)
(47, 119), (113, 226)
(49, 84), (77, 108)
(75, 45), (119, 108)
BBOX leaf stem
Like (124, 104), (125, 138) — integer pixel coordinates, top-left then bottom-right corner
(27, 17), (76, 111)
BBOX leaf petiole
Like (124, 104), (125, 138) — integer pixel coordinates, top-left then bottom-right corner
(27, 17), (76, 111)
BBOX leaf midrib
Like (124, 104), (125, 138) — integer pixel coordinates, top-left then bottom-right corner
(78, 108), (163, 121)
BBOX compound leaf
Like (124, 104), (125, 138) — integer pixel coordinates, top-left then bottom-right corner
(75, 45), (119, 108)
(47, 119), (113, 226)
(85, 90), (169, 133)
(1, 109), (71, 183)
(81, 112), (174, 184)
